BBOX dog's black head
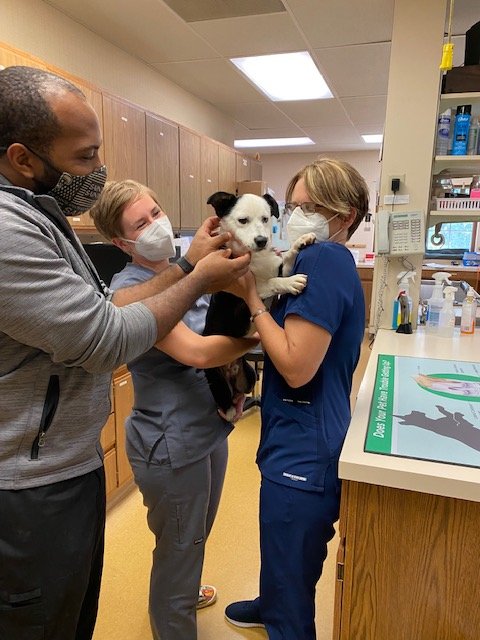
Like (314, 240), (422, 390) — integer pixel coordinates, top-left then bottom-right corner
(207, 191), (279, 219)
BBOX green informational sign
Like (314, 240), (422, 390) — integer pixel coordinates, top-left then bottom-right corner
(365, 354), (480, 469)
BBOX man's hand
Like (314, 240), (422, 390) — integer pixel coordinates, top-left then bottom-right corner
(185, 216), (231, 265)
(192, 249), (251, 293)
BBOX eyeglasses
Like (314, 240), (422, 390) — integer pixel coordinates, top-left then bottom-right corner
(284, 202), (324, 216)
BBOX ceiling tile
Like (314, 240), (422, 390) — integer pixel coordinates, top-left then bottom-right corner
(162, 0), (286, 22)
(152, 59), (265, 104)
(276, 99), (352, 127)
(301, 124), (363, 146)
(190, 13), (305, 57)
(285, 0), (394, 48)
(215, 102), (296, 129)
(340, 96), (387, 126)
(45, 0), (219, 63)
(233, 123), (304, 138)
(315, 42), (391, 98)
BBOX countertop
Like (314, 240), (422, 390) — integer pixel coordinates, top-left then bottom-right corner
(339, 328), (480, 502)
(356, 262), (479, 272)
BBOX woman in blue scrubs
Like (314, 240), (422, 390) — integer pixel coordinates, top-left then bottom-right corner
(225, 158), (369, 639)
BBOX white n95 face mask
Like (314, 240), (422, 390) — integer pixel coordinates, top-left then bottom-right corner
(123, 217), (176, 261)
(286, 206), (339, 245)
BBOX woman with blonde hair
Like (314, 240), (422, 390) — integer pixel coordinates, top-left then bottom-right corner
(225, 158), (369, 639)
(90, 180), (258, 640)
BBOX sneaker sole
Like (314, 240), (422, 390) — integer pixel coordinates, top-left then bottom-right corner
(225, 614), (265, 629)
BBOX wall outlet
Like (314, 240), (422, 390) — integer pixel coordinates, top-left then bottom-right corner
(388, 173), (405, 186)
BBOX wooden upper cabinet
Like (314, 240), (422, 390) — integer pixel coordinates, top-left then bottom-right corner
(218, 145), (236, 195)
(0, 42), (46, 69)
(201, 137), (219, 220)
(146, 113), (180, 229)
(250, 159), (263, 181)
(236, 153), (251, 183)
(102, 95), (146, 184)
(179, 127), (202, 230)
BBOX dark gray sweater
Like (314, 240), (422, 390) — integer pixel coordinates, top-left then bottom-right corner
(0, 177), (157, 489)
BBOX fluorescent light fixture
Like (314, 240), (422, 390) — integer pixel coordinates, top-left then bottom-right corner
(362, 134), (383, 144)
(230, 52), (333, 101)
(234, 137), (314, 149)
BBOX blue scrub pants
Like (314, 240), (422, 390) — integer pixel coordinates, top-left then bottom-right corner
(258, 463), (341, 640)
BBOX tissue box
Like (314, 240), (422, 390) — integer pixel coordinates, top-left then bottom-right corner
(462, 251), (480, 267)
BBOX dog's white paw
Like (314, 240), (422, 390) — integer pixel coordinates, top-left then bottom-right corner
(285, 274), (307, 294)
(293, 232), (316, 250)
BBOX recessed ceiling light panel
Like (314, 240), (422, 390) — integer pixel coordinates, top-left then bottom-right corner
(362, 134), (383, 143)
(234, 137), (314, 148)
(231, 52), (333, 101)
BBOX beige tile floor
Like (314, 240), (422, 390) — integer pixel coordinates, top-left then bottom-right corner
(93, 335), (371, 640)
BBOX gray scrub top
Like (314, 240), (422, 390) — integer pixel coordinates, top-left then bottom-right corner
(111, 263), (232, 468)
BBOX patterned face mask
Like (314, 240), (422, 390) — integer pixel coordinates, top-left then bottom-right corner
(47, 165), (107, 216)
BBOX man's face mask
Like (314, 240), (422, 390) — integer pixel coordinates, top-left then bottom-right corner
(122, 217), (176, 262)
(27, 146), (107, 216)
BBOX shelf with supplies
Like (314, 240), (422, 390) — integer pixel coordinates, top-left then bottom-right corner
(433, 154), (480, 172)
(428, 209), (480, 223)
(439, 91), (480, 105)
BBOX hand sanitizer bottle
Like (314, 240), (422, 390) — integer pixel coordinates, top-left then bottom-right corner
(426, 272), (451, 334)
(438, 286), (457, 338)
(460, 287), (477, 335)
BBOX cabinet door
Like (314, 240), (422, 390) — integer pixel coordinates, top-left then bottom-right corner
(250, 159), (263, 181)
(236, 153), (251, 183)
(218, 145), (236, 195)
(100, 412), (116, 452)
(179, 127), (202, 230)
(0, 44), (46, 69)
(113, 373), (134, 487)
(357, 268), (373, 326)
(146, 113), (180, 229)
(104, 448), (118, 497)
(201, 137), (219, 219)
(102, 95), (146, 183)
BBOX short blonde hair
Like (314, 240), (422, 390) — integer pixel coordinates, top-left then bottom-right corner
(90, 179), (160, 240)
(285, 158), (369, 239)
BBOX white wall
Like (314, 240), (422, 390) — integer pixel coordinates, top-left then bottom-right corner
(262, 150), (380, 257)
(0, 0), (235, 145)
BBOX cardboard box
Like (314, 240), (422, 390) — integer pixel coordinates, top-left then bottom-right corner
(236, 180), (268, 196)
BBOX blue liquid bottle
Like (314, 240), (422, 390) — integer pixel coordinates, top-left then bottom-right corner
(451, 105), (471, 155)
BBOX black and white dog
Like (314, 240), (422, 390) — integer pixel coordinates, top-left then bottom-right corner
(203, 191), (315, 421)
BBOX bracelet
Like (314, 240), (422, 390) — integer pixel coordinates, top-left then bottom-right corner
(250, 308), (268, 322)
(176, 256), (194, 274)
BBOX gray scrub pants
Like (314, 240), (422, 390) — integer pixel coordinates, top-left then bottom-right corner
(127, 438), (228, 640)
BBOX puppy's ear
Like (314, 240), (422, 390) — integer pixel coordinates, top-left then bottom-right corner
(207, 191), (238, 218)
(262, 193), (280, 219)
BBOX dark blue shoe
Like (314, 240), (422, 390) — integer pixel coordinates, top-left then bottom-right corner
(225, 597), (265, 628)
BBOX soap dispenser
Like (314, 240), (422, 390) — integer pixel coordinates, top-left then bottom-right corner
(438, 286), (457, 338)
(392, 270), (415, 331)
(426, 272), (451, 334)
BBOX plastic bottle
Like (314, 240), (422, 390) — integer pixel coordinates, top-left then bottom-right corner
(392, 271), (415, 330)
(435, 108), (451, 156)
(460, 287), (477, 335)
(467, 116), (480, 155)
(438, 286), (457, 338)
(426, 272), (452, 334)
(470, 175), (480, 199)
(451, 105), (472, 156)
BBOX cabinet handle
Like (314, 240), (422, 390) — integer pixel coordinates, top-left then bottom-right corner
(119, 380), (128, 387)
(207, 178), (212, 183)
(121, 116), (128, 123)
(189, 174), (194, 179)
(336, 562), (344, 581)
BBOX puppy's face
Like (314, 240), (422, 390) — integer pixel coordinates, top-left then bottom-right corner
(207, 192), (279, 256)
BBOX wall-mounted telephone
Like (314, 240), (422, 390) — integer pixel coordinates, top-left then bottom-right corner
(375, 210), (425, 255)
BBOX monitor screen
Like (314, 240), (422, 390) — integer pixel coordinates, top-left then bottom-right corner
(83, 243), (131, 287)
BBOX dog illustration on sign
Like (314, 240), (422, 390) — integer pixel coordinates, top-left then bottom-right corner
(203, 191), (315, 421)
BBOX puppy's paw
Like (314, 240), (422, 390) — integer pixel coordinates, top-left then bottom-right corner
(285, 274), (307, 295)
(293, 232), (316, 250)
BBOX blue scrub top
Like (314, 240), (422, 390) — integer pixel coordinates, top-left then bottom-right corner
(258, 242), (365, 492)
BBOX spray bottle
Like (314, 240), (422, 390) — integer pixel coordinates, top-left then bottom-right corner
(460, 287), (477, 335)
(426, 272), (451, 334)
(438, 286), (457, 338)
(392, 271), (415, 332)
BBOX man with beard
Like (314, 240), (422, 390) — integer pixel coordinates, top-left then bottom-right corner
(0, 65), (250, 640)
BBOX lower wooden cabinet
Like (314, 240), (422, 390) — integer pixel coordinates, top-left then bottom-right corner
(357, 267), (373, 326)
(100, 368), (135, 503)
